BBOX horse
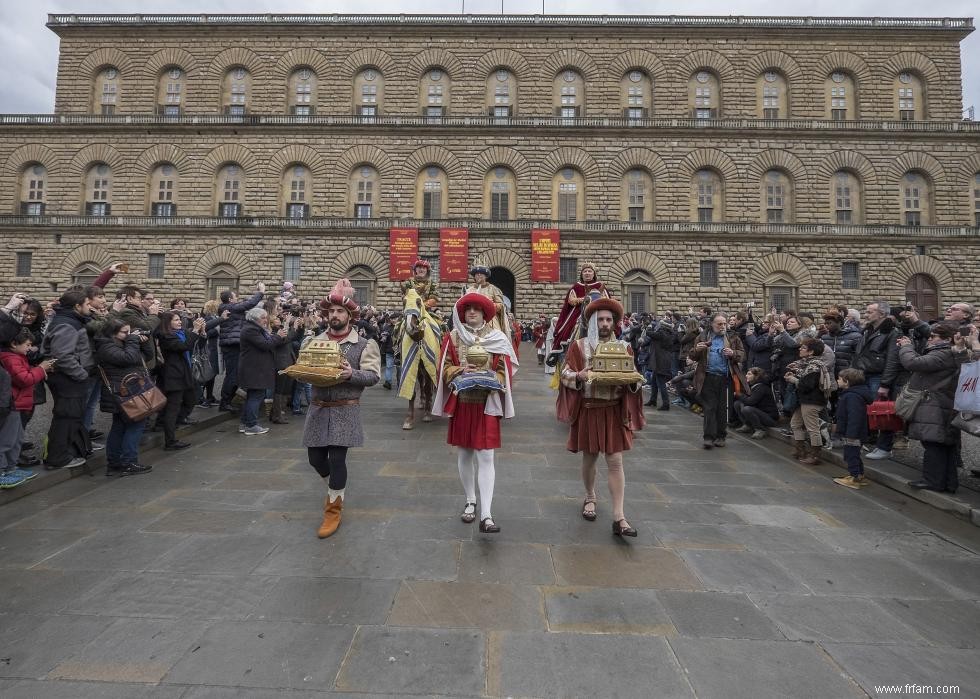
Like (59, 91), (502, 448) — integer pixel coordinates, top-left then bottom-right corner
(397, 288), (442, 430)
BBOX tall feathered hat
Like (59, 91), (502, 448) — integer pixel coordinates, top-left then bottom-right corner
(319, 278), (360, 318)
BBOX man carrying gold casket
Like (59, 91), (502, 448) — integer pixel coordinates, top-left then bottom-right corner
(558, 297), (645, 538)
(432, 293), (517, 534)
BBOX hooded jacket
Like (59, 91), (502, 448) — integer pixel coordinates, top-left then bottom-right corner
(41, 306), (93, 383)
(835, 383), (873, 441)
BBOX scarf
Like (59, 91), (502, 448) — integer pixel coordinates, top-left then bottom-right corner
(175, 329), (192, 367)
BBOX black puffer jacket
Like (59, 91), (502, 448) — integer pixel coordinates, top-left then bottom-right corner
(94, 335), (146, 415)
(218, 291), (264, 348)
(820, 326), (862, 377)
(852, 317), (901, 387)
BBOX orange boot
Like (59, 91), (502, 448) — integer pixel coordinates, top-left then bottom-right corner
(317, 494), (344, 538)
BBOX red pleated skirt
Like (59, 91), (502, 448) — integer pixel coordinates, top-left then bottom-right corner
(567, 405), (633, 454)
(447, 401), (501, 450)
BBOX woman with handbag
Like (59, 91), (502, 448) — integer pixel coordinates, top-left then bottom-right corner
(898, 324), (972, 493)
(157, 311), (207, 451)
(96, 319), (152, 477)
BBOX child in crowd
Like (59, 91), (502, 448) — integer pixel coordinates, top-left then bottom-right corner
(832, 367), (873, 489)
(0, 330), (55, 487)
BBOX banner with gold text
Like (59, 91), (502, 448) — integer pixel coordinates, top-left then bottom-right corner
(530, 228), (560, 282)
(389, 228), (419, 281)
(439, 227), (469, 282)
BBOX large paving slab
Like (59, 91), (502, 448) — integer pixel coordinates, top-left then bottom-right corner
(1, 347), (979, 696)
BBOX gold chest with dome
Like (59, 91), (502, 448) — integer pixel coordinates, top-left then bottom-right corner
(588, 341), (644, 386)
(281, 338), (345, 386)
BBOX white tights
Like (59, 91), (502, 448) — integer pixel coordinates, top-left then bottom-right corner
(457, 448), (496, 520)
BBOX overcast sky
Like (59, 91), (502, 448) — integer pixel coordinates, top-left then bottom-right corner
(1, 0), (976, 115)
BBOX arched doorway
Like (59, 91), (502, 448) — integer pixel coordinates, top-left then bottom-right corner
(489, 266), (516, 314)
(906, 273), (939, 319)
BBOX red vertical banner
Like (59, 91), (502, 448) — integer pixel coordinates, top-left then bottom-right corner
(389, 228), (418, 281)
(531, 228), (560, 282)
(439, 227), (469, 282)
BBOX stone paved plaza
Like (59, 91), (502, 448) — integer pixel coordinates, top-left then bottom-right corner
(1, 356), (980, 698)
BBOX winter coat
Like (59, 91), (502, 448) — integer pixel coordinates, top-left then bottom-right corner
(273, 326), (301, 371)
(852, 317), (901, 388)
(679, 321), (701, 361)
(21, 321), (47, 406)
(898, 343), (969, 445)
(737, 379), (780, 420)
(0, 365), (11, 422)
(0, 351), (45, 411)
(157, 330), (204, 393)
(835, 384), (873, 441)
(770, 329), (803, 379)
(114, 304), (162, 370)
(795, 362), (829, 406)
(94, 335), (146, 415)
(218, 291), (264, 348)
(204, 314), (221, 353)
(641, 321), (676, 376)
(820, 326), (862, 377)
(41, 306), (93, 383)
(689, 330), (747, 396)
(238, 320), (287, 391)
(743, 330), (774, 374)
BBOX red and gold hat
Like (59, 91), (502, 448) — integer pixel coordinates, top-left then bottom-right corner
(455, 292), (496, 323)
(319, 278), (360, 318)
(584, 297), (624, 323)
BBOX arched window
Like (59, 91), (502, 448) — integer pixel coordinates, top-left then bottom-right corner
(353, 68), (383, 120)
(692, 169), (723, 223)
(895, 71), (925, 121)
(420, 68), (450, 119)
(554, 69), (585, 122)
(552, 167), (585, 222)
(416, 166), (448, 219)
(72, 262), (103, 287)
(216, 164), (244, 218)
(690, 70), (720, 119)
(288, 67), (316, 115)
(622, 269), (655, 314)
(350, 165), (379, 218)
(484, 167), (517, 221)
(621, 70), (651, 120)
(832, 170), (863, 224)
(157, 66), (184, 116)
(282, 164), (311, 219)
(222, 67), (250, 115)
(757, 70), (788, 119)
(487, 68), (517, 121)
(622, 169), (653, 222)
(84, 163), (112, 216)
(762, 170), (793, 223)
(93, 66), (120, 114)
(972, 173), (980, 227)
(901, 171), (932, 227)
(206, 264), (240, 302)
(826, 71), (856, 120)
(149, 164), (178, 217)
(347, 265), (377, 306)
(19, 164), (46, 215)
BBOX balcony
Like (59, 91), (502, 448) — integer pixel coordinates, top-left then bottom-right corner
(0, 214), (976, 239)
(1, 113), (978, 134)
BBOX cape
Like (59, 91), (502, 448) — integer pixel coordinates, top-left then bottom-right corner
(550, 281), (608, 352)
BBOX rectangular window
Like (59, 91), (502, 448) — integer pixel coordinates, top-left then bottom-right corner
(422, 192), (442, 219)
(361, 85), (377, 104)
(286, 203), (309, 219)
(697, 207), (713, 223)
(836, 209), (852, 224)
(494, 85), (510, 105)
(163, 105), (180, 117)
(629, 290), (647, 314)
(905, 211), (921, 227)
(223, 179), (239, 202)
(490, 190), (510, 221)
(358, 105), (377, 121)
(86, 202), (110, 216)
(147, 253), (165, 278)
(557, 183), (577, 221)
(28, 178), (43, 201)
(219, 202), (241, 218)
(763, 108), (779, 119)
(699, 260), (719, 287)
(427, 84), (443, 105)
(559, 106), (579, 122)
(904, 186), (921, 211)
(230, 84), (246, 105)
(842, 261), (860, 289)
(625, 107), (645, 120)
(425, 106), (444, 119)
(627, 86), (644, 106)
(559, 257), (578, 284)
(915, 245), (926, 255)
(291, 105), (312, 116)
(492, 105), (511, 121)
(101, 82), (117, 105)
(166, 81), (181, 104)
(770, 287), (792, 312)
(226, 105), (245, 116)
(560, 86), (577, 105)
(20, 202), (45, 216)
(628, 207), (644, 222)
(151, 202), (175, 217)
(295, 83), (311, 103)
(976, 212), (980, 228)
(282, 254), (301, 281)
(355, 203), (372, 219)
(831, 109), (846, 121)
(694, 108), (716, 119)
(290, 179), (306, 202)
(15, 252), (31, 277)
(766, 209), (784, 223)
(157, 179), (174, 202)
(357, 180), (373, 204)
(899, 110), (915, 121)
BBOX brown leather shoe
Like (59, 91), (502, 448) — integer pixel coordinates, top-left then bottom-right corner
(798, 444), (821, 465)
(791, 440), (806, 460)
(317, 496), (344, 538)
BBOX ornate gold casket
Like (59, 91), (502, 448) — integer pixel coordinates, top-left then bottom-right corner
(280, 339), (346, 387)
(588, 341), (644, 386)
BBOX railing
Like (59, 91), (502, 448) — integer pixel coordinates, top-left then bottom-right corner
(1, 214), (977, 238)
(46, 14), (974, 31)
(1, 113), (978, 132)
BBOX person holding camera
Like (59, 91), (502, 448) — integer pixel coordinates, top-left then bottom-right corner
(217, 282), (267, 412)
(157, 311), (207, 450)
(639, 312), (676, 410)
(852, 301), (902, 460)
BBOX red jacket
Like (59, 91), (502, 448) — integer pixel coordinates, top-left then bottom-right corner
(0, 351), (45, 411)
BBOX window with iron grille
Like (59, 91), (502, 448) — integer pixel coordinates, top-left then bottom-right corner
(699, 260), (719, 287)
(355, 203), (372, 219)
(147, 253), (165, 279)
(629, 291), (647, 314)
(15, 252), (31, 277)
(559, 257), (578, 284)
(286, 203), (309, 219)
(842, 262), (860, 289)
(769, 287), (792, 312)
(283, 254), (301, 281)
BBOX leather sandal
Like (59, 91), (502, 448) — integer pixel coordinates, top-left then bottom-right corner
(479, 517), (501, 533)
(582, 498), (597, 521)
(613, 519), (638, 537)
(460, 502), (477, 524)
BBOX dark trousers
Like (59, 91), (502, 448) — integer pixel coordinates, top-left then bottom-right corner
(45, 374), (90, 466)
(220, 346), (240, 403)
(843, 444), (864, 478)
(699, 373), (729, 441)
(242, 388), (266, 428)
(921, 440), (958, 492)
(162, 388), (196, 445)
(735, 403), (778, 431)
(650, 373), (669, 407)
(308, 445), (349, 490)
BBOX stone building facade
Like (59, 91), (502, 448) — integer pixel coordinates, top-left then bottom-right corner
(1, 13), (978, 318)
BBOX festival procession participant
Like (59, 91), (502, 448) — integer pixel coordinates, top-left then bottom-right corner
(466, 264), (510, 335)
(303, 279), (381, 539)
(432, 292), (517, 534)
(559, 296), (645, 537)
(548, 263), (609, 364)
(397, 287), (441, 430)
(533, 315), (548, 366)
(544, 316), (559, 376)
(400, 259), (439, 311)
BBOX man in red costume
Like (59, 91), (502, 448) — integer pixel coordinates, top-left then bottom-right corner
(548, 263), (609, 363)
(558, 297), (645, 537)
(432, 293), (517, 534)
